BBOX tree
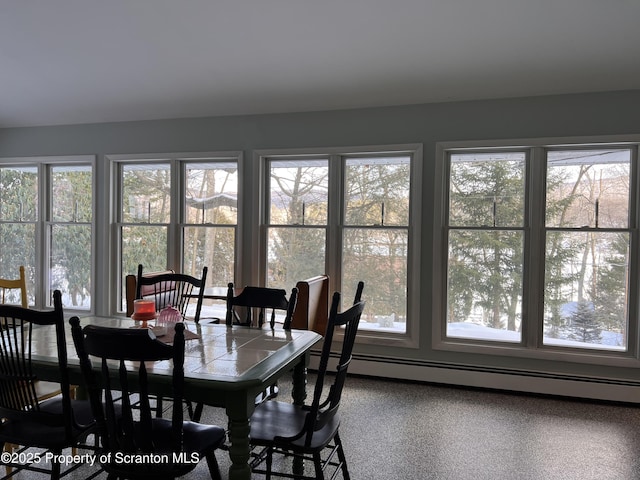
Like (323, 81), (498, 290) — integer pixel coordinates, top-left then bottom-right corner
(567, 300), (602, 344)
(0, 166), (38, 304)
(593, 233), (628, 342)
(448, 156), (524, 331)
(268, 164), (328, 290)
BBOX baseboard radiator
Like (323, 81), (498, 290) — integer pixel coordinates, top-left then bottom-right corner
(308, 352), (640, 404)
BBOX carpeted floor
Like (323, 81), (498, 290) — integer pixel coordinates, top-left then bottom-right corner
(5, 374), (640, 479)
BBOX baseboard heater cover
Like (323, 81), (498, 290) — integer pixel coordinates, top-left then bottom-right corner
(307, 352), (640, 404)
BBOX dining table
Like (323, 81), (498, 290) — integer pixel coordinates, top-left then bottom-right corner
(29, 315), (322, 480)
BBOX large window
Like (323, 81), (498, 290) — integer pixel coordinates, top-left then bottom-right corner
(114, 154), (240, 314)
(437, 140), (638, 362)
(262, 146), (419, 338)
(0, 157), (94, 309)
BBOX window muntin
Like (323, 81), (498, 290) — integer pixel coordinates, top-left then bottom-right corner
(185, 162), (238, 225)
(49, 165), (93, 310)
(543, 148), (632, 351)
(449, 153), (526, 228)
(546, 150), (630, 229)
(446, 230), (524, 342)
(0, 166), (38, 222)
(342, 227), (408, 331)
(0, 166), (37, 305)
(266, 159), (329, 290)
(543, 231), (629, 350)
(267, 227), (326, 289)
(445, 152), (526, 343)
(120, 164), (171, 277)
(122, 163), (171, 224)
(345, 157), (410, 227)
(264, 151), (414, 336)
(116, 155), (239, 314)
(440, 142), (637, 360)
(0, 160), (94, 310)
(343, 155), (411, 333)
(269, 159), (328, 226)
(183, 161), (238, 291)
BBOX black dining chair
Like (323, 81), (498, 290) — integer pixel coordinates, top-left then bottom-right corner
(0, 290), (96, 479)
(135, 264), (208, 418)
(69, 318), (226, 480)
(220, 283), (299, 413)
(225, 283), (298, 329)
(135, 264), (208, 323)
(249, 283), (365, 480)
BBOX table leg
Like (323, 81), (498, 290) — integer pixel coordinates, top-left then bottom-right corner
(291, 355), (308, 406)
(226, 395), (255, 480)
(291, 356), (309, 475)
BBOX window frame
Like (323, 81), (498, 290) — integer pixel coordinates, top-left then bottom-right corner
(108, 151), (242, 314)
(256, 144), (422, 347)
(433, 136), (640, 367)
(0, 155), (96, 310)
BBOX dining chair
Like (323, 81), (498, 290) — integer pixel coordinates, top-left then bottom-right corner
(134, 265), (208, 419)
(0, 290), (96, 479)
(69, 319), (226, 480)
(0, 265), (28, 308)
(225, 283), (298, 329)
(0, 267), (81, 471)
(221, 283), (298, 411)
(135, 264), (208, 322)
(125, 268), (174, 317)
(249, 283), (365, 480)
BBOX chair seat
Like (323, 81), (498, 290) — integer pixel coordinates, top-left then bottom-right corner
(99, 418), (226, 478)
(250, 401), (340, 452)
(0, 398), (95, 449)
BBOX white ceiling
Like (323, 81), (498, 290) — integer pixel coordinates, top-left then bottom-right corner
(2, 0), (640, 128)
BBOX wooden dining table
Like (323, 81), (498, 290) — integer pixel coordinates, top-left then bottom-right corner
(29, 315), (322, 480)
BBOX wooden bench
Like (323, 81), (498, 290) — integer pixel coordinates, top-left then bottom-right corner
(291, 275), (329, 335)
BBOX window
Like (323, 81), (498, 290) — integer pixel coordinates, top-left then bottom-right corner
(113, 153), (240, 315)
(436, 139), (638, 363)
(0, 157), (94, 309)
(266, 158), (329, 289)
(261, 145), (420, 339)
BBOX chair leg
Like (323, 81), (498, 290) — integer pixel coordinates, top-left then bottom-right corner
(3, 442), (14, 476)
(313, 451), (325, 480)
(205, 452), (222, 480)
(266, 446), (273, 480)
(191, 402), (204, 422)
(335, 432), (350, 480)
(155, 396), (164, 417)
(51, 451), (62, 480)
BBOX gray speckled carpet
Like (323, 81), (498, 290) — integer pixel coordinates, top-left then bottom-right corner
(6, 374), (640, 479)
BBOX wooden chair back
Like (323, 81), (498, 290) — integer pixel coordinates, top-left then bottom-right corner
(225, 283), (298, 329)
(0, 265), (28, 308)
(305, 285), (364, 444)
(125, 268), (174, 316)
(135, 264), (207, 322)
(0, 290), (76, 434)
(70, 320), (187, 462)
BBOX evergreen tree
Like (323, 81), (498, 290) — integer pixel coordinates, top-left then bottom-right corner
(567, 300), (602, 344)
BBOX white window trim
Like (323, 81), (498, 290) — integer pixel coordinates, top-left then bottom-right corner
(255, 144), (422, 348)
(0, 155), (96, 311)
(106, 151), (243, 314)
(433, 135), (640, 368)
